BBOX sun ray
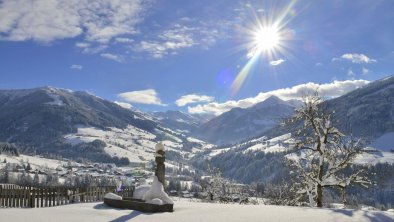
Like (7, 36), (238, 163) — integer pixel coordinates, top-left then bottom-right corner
(231, 53), (261, 95)
(229, 2), (298, 96)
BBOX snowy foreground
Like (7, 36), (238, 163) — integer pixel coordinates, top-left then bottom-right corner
(1, 200), (393, 222)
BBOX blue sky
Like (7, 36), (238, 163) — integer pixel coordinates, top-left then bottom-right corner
(0, 0), (393, 115)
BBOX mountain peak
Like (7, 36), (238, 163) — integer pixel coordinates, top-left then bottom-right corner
(264, 95), (284, 103)
(251, 95), (287, 110)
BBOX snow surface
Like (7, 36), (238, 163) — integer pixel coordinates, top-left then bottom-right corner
(146, 198), (163, 205)
(370, 132), (394, 152)
(1, 199), (393, 222)
(155, 142), (165, 153)
(209, 148), (231, 157)
(46, 93), (64, 106)
(64, 125), (213, 164)
(132, 185), (151, 199)
(354, 151), (394, 165)
(0, 154), (69, 170)
(143, 176), (174, 204)
(243, 133), (293, 154)
(104, 193), (122, 200)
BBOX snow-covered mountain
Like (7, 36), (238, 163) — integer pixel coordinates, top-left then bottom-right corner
(326, 75), (394, 140)
(0, 87), (212, 165)
(151, 110), (205, 134)
(195, 76), (394, 184)
(194, 96), (297, 145)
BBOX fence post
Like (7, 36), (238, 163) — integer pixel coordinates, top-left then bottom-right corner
(40, 187), (44, 208)
(56, 187), (60, 206)
(12, 188), (15, 207)
(16, 189), (20, 208)
(0, 188), (3, 207)
(49, 188), (52, 207)
(30, 188), (35, 208)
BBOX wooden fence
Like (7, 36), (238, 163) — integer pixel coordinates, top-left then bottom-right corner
(0, 185), (134, 208)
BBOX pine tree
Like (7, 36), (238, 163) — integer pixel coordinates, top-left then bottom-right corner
(4, 170), (9, 183)
(33, 172), (40, 186)
(26, 163), (32, 171)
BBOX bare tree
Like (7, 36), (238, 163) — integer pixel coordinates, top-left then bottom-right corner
(201, 166), (226, 202)
(286, 93), (370, 207)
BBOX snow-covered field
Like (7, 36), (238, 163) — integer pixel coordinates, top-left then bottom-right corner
(354, 151), (394, 165)
(64, 125), (213, 164)
(1, 200), (393, 222)
(209, 132), (394, 165)
(0, 154), (69, 170)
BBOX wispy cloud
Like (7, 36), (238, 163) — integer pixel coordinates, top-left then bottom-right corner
(133, 20), (227, 58)
(270, 59), (285, 66)
(0, 0), (234, 59)
(100, 53), (124, 63)
(175, 94), (214, 107)
(114, 101), (132, 109)
(0, 0), (149, 43)
(347, 68), (355, 79)
(188, 80), (370, 116)
(115, 37), (134, 44)
(134, 25), (195, 58)
(118, 89), (165, 106)
(362, 67), (369, 75)
(75, 42), (90, 48)
(70, 64), (83, 70)
(333, 53), (377, 64)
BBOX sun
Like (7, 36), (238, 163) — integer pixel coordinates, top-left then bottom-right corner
(230, 1), (298, 96)
(253, 26), (280, 53)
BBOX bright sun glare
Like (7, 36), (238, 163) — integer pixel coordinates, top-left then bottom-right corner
(231, 2), (297, 96)
(254, 26), (280, 52)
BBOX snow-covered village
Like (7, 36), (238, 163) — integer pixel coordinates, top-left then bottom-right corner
(1, 1), (394, 221)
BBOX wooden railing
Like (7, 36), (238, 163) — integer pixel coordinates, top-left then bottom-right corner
(0, 185), (134, 208)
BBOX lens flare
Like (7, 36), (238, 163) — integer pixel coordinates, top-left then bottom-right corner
(231, 54), (260, 95)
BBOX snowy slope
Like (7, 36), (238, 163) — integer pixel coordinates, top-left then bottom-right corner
(0, 154), (70, 170)
(370, 132), (394, 152)
(210, 132), (394, 166)
(64, 125), (213, 164)
(1, 200), (393, 222)
(354, 151), (394, 165)
(195, 96), (296, 144)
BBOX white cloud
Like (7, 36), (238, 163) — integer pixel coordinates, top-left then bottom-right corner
(188, 79), (370, 116)
(0, 0), (148, 43)
(333, 53), (377, 64)
(100, 53), (124, 63)
(118, 89), (165, 106)
(362, 67), (369, 75)
(347, 68), (355, 79)
(83, 44), (108, 54)
(133, 21), (226, 58)
(70, 64), (83, 70)
(114, 101), (132, 109)
(115, 37), (134, 43)
(269, 59), (285, 66)
(75, 42), (90, 48)
(0, 0), (233, 59)
(175, 94), (214, 107)
(134, 25), (195, 58)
